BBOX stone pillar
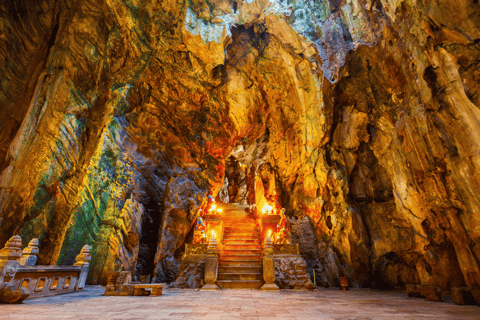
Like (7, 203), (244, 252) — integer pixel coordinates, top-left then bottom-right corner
(74, 245), (91, 290)
(19, 238), (39, 266)
(200, 236), (220, 290)
(260, 236), (279, 291)
(0, 235), (30, 303)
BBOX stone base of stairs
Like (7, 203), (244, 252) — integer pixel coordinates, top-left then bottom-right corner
(260, 283), (280, 291)
(199, 284), (220, 291)
(217, 280), (264, 290)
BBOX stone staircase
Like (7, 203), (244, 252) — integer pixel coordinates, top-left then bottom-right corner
(217, 204), (264, 289)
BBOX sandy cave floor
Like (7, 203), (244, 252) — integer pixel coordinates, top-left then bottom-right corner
(1, 286), (479, 319)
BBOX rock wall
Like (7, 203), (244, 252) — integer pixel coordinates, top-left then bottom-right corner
(0, 0), (479, 288)
(274, 256), (315, 290)
(171, 257), (206, 289)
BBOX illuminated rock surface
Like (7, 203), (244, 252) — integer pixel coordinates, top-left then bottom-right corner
(0, 0), (479, 291)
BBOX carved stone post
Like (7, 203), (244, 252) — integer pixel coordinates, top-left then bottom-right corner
(19, 238), (39, 266)
(74, 245), (91, 290)
(0, 235), (30, 303)
(260, 236), (279, 291)
(200, 236), (220, 290)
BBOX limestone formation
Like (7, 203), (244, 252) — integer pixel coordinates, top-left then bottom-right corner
(172, 258), (206, 289)
(451, 287), (477, 305)
(0, 0), (479, 292)
(275, 256), (315, 290)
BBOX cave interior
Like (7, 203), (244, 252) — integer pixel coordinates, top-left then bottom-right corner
(0, 0), (480, 305)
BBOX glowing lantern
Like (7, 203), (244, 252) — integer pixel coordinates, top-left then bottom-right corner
(262, 204), (274, 215)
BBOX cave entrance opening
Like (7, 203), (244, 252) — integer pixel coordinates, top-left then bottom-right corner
(133, 198), (162, 283)
(211, 129), (286, 236)
(217, 131), (274, 209)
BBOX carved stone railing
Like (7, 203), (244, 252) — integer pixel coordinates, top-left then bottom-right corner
(260, 236), (279, 291)
(0, 235), (29, 303)
(200, 236), (220, 290)
(184, 244), (209, 257)
(273, 243), (300, 256)
(0, 235), (90, 303)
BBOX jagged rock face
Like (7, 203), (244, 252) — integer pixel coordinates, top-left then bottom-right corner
(224, 156), (247, 204)
(0, 0), (479, 288)
(274, 256), (315, 289)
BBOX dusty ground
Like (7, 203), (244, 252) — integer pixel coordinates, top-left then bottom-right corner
(1, 286), (478, 319)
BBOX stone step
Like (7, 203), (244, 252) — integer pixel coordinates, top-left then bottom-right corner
(223, 229), (258, 233)
(223, 235), (260, 240)
(220, 214), (251, 219)
(220, 252), (263, 257)
(217, 273), (263, 281)
(218, 205), (249, 212)
(219, 256), (262, 262)
(219, 260), (263, 267)
(223, 221), (256, 225)
(223, 240), (260, 244)
(222, 244), (260, 248)
(217, 280), (264, 290)
(220, 249), (262, 255)
(224, 221), (255, 224)
(223, 239), (260, 244)
(223, 234), (260, 240)
(224, 225), (257, 229)
(221, 245), (262, 250)
(218, 265), (263, 273)
(223, 231), (259, 235)
(221, 215), (254, 219)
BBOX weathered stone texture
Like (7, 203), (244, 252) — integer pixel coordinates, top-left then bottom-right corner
(0, 0), (479, 289)
(171, 258), (206, 289)
(274, 256), (315, 290)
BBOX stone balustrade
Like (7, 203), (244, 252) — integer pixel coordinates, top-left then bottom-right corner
(260, 236), (279, 291)
(200, 236), (220, 290)
(0, 235), (90, 303)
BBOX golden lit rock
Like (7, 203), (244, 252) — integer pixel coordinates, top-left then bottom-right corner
(0, 0), (479, 301)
